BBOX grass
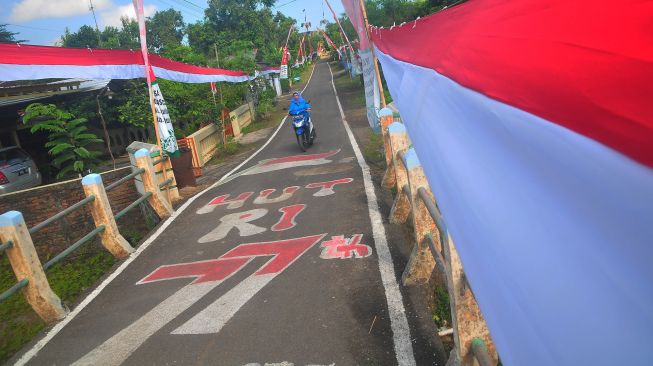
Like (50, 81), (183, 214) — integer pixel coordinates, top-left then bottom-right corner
(0, 244), (116, 363)
(363, 130), (385, 166)
(432, 285), (452, 329)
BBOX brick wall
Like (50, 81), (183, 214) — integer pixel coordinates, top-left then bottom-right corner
(0, 167), (150, 258)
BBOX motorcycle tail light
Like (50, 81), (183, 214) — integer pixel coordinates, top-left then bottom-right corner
(0, 171), (8, 185)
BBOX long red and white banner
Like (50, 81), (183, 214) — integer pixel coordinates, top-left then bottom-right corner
(0, 43), (253, 83)
(370, 1), (653, 365)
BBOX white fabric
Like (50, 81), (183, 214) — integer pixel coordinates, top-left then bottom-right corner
(376, 48), (653, 366)
(0, 64), (253, 83)
(151, 66), (253, 83)
(0, 64), (144, 81)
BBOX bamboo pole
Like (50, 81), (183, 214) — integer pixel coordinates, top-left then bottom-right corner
(145, 79), (172, 204)
(358, 0), (387, 107)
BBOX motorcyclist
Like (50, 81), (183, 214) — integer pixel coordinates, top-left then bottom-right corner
(288, 91), (311, 128)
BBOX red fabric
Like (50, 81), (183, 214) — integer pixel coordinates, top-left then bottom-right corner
(370, 0), (653, 167)
(0, 43), (248, 76)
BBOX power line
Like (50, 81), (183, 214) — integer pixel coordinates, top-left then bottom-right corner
(274, 0), (297, 9)
(174, 0), (204, 10)
(5, 24), (64, 33)
(156, 0), (204, 18)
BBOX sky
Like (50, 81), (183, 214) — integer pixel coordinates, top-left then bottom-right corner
(1, 0), (345, 46)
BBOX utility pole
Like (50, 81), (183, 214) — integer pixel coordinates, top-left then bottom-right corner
(89, 0), (102, 47)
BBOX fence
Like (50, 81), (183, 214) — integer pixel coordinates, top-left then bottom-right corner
(378, 108), (497, 366)
(184, 101), (256, 175)
(0, 149), (175, 322)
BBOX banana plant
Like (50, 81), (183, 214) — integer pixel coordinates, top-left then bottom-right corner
(23, 103), (103, 179)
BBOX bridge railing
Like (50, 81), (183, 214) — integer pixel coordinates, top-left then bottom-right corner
(378, 108), (498, 365)
(0, 148), (174, 322)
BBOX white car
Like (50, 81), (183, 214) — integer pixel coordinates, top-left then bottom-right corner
(0, 146), (42, 195)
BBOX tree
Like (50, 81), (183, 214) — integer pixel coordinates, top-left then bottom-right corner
(61, 25), (101, 48)
(22, 104), (103, 179)
(147, 9), (185, 53)
(0, 24), (26, 43)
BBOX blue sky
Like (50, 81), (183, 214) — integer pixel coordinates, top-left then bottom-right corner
(2, 0), (345, 46)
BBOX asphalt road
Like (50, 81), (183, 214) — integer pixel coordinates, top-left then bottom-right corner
(15, 62), (431, 366)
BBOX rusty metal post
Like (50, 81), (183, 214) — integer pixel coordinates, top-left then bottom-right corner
(135, 148), (173, 219)
(382, 119), (403, 189)
(387, 123), (411, 223)
(0, 211), (68, 322)
(401, 148), (437, 286)
(81, 174), (134, 258)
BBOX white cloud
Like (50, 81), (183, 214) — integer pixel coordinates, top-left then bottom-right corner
(9, 0), (112, 22)
(99, 3), (156, 27)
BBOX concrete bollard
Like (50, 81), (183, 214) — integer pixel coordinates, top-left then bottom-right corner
(135, 148), (174, 219)
(446, 234), (497, 365)
(0, 211), (68, 322)
(383, 122), (408, 189)
(81, 174), (134, 258)
(400, 148), (437, 286)
(387, 123), (411, 224)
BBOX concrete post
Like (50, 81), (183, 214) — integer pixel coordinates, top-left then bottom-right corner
(154, 155), (180, 202)
(446, 234), (497, 365)
(81, 174), (134, 258)
(383, 122), (408, 190)
(401, 148), (437, 286)
(387, 123), (411, 224)
(379, 107), (394, 179)
(135, 148), (174, 219)
(0, 211), (68, 322)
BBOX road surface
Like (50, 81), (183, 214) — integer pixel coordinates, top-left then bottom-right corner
(15, 62), (436, 366)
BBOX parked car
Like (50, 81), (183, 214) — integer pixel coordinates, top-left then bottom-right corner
(0, 146), (42, 195)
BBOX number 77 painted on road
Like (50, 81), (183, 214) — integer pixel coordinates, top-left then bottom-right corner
(73, 234), (326, 366)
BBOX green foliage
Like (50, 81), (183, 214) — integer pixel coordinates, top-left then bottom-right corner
(0, 249), (115, 363)
(0, 24), (26, 43)
(432, 285), (452, 328)
(147, 9), (185, 53)
(22, 103), (103, 179)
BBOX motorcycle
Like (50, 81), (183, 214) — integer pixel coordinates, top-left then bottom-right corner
(290, 110), (316, 152)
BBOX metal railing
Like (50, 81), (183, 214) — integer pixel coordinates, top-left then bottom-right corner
(0, 190), (96, 302)
(115, 192), (152, 220)
(380, 110), (496, 365)
(0, 149), (174, 321)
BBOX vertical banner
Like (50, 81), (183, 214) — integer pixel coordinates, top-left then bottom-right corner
(133, 0), (179, 155)
(359, 48), (380, 129)
(280, 46), (289, 79)
(151, 81), (179, 155)
(341, 0), (379, 128)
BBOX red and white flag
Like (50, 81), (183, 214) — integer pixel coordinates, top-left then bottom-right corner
(321, 30), (341, 58)
(370, 1), (653, 365)
(210, 81), (217, 96)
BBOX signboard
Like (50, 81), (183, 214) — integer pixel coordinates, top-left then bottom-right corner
(359, 49), (380, 130)
(280, 64), (288, 79)
(280, 46), (289, 79)
(151, 81), (179, 155)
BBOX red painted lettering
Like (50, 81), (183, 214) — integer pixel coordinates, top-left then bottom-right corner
(271, 204), (306, 232)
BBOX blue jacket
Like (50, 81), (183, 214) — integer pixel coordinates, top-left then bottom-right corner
(289, 96), (311, 115)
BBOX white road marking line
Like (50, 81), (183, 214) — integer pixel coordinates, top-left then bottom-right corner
(326, 63), (417, 366)
(13, 64), (318, 366)
(71, 281), (223, 366)
(171, 273), (276, 335)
